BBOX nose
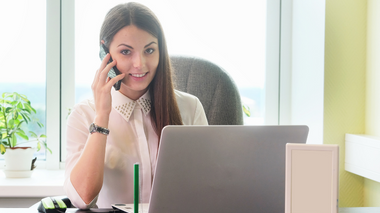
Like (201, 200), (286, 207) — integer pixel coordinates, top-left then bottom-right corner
(132, 53), (145, 70)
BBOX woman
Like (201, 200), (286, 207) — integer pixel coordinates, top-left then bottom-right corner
(64, 2), (208, 209)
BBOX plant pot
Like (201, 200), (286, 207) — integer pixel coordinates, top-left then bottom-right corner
(3, 147), (36, 178)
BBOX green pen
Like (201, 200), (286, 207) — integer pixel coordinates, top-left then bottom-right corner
(134, 163), (139, 213)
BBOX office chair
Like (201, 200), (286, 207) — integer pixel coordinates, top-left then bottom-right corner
(170, 55), (243, 125)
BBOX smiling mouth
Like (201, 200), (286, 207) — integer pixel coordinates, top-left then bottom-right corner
(130, 72), (148, 78)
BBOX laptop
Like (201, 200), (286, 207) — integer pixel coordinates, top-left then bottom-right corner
(148, 125), (309, 213)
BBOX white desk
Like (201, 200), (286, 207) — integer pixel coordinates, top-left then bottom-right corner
(340, 207), (380, 213)
(0, 169), (64, 197)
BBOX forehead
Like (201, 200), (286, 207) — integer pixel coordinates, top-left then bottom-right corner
(111, 25), (158, 46)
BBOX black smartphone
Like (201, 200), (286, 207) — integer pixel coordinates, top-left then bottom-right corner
(99, 43), (122, 91)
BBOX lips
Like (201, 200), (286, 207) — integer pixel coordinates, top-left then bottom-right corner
(129, 72), (148, 78)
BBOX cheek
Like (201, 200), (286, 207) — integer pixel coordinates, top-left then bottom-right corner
(115, 60), (132, 72)
(148, 55), (160, 71)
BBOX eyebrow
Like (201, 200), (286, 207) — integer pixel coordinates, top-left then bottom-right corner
(117, 41), (157, 49)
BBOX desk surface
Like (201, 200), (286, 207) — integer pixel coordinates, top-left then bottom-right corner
(0, 169), (64, 197)
(2, 207), (380, 213)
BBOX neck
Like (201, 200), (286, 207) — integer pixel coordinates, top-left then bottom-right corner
(119, 87), (148, 101)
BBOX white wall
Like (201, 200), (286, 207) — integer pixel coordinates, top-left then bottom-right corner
(280, 0), (326, 144)
(364, 0), (380, 207)
(366, 0), (380, 136)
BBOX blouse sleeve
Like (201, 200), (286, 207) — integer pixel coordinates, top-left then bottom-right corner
(63, 101), (98, 209)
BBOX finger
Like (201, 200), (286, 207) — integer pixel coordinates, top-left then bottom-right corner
(94, 68), (102, 82)
(99, 60), (117, 84)
(106, 73), (126, 89)
(99, 53), (111, 71)
(94, 54), (111, 88)
(91, 69), (100, 91)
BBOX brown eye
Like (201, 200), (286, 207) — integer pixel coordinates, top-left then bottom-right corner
(145, 48), (154, 54)
(121, 50), (131, 55)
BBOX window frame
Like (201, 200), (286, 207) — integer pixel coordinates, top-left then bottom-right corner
(265, 0), (281, 125)
(45, 0), (62, 169)
(0, 0), (61, 170)
(60, 0), (75, 169)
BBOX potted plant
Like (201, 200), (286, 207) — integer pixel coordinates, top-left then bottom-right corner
(0, 92), (51, 178)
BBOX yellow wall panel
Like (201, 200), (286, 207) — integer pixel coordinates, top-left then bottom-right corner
(324, 0), (367, 207)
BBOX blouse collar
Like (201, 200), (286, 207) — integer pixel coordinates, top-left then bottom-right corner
(111, 88), (152, 122)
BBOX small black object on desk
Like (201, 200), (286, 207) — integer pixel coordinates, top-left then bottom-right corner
(37, 197), (71, 213)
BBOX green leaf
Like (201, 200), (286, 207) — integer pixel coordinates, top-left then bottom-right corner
(16, 119), (24, 126)
(16, 130), (29, 140)
(243, 105), (251, 117)
(19, 112), (29, 124)
(5, 107), (12, 113)
(29, 131), (38, 138)
(8, 127), (15, 134)
(8, 119), (14, 128)
(17, 102), (23, 109)
(37, 122), (44, 128)
(39, 134), (47, 138)
(0, 143), (5, 155)
(37, 142), (41, 152)
(19, 94), (29, 103)
(2, 133), (9, 139)
(45, 143), (52, 154)
(12, 92), (19, 99)
(21, 108), (31, 114)
(13, 111), (19, 121)
(2, 140), (10, 146)
(11, 135), (17, 147)
(24, 103), (36, 114)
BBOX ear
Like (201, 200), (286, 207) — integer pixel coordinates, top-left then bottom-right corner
(101, 40), (105, 45)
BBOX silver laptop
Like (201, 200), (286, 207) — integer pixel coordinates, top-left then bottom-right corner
(148, 125), (309, 213)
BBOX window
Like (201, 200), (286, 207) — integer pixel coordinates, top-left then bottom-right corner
(0, 0), (48, 162)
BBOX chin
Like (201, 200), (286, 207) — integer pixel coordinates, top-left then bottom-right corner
(120, 84), (149, 94)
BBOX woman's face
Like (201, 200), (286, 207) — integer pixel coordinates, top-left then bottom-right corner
(108, 25), (159, 100)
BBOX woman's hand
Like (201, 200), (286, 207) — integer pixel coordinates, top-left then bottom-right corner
(71, 55), (124, 204)
(91, 54), (125, 118)
(70, 54), (124, 205)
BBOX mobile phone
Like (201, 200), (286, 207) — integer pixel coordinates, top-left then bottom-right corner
(99, 43), (122, 90)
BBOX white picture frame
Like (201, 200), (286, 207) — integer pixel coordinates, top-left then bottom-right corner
(285, 143), (339, 213)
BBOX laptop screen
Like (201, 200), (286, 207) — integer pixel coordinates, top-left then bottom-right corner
(149, 125), (309, 213)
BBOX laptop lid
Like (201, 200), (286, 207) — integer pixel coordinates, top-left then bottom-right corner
(149, 125), (309, 213)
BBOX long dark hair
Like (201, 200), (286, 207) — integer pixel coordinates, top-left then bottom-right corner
(99, 2), (183, 141)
